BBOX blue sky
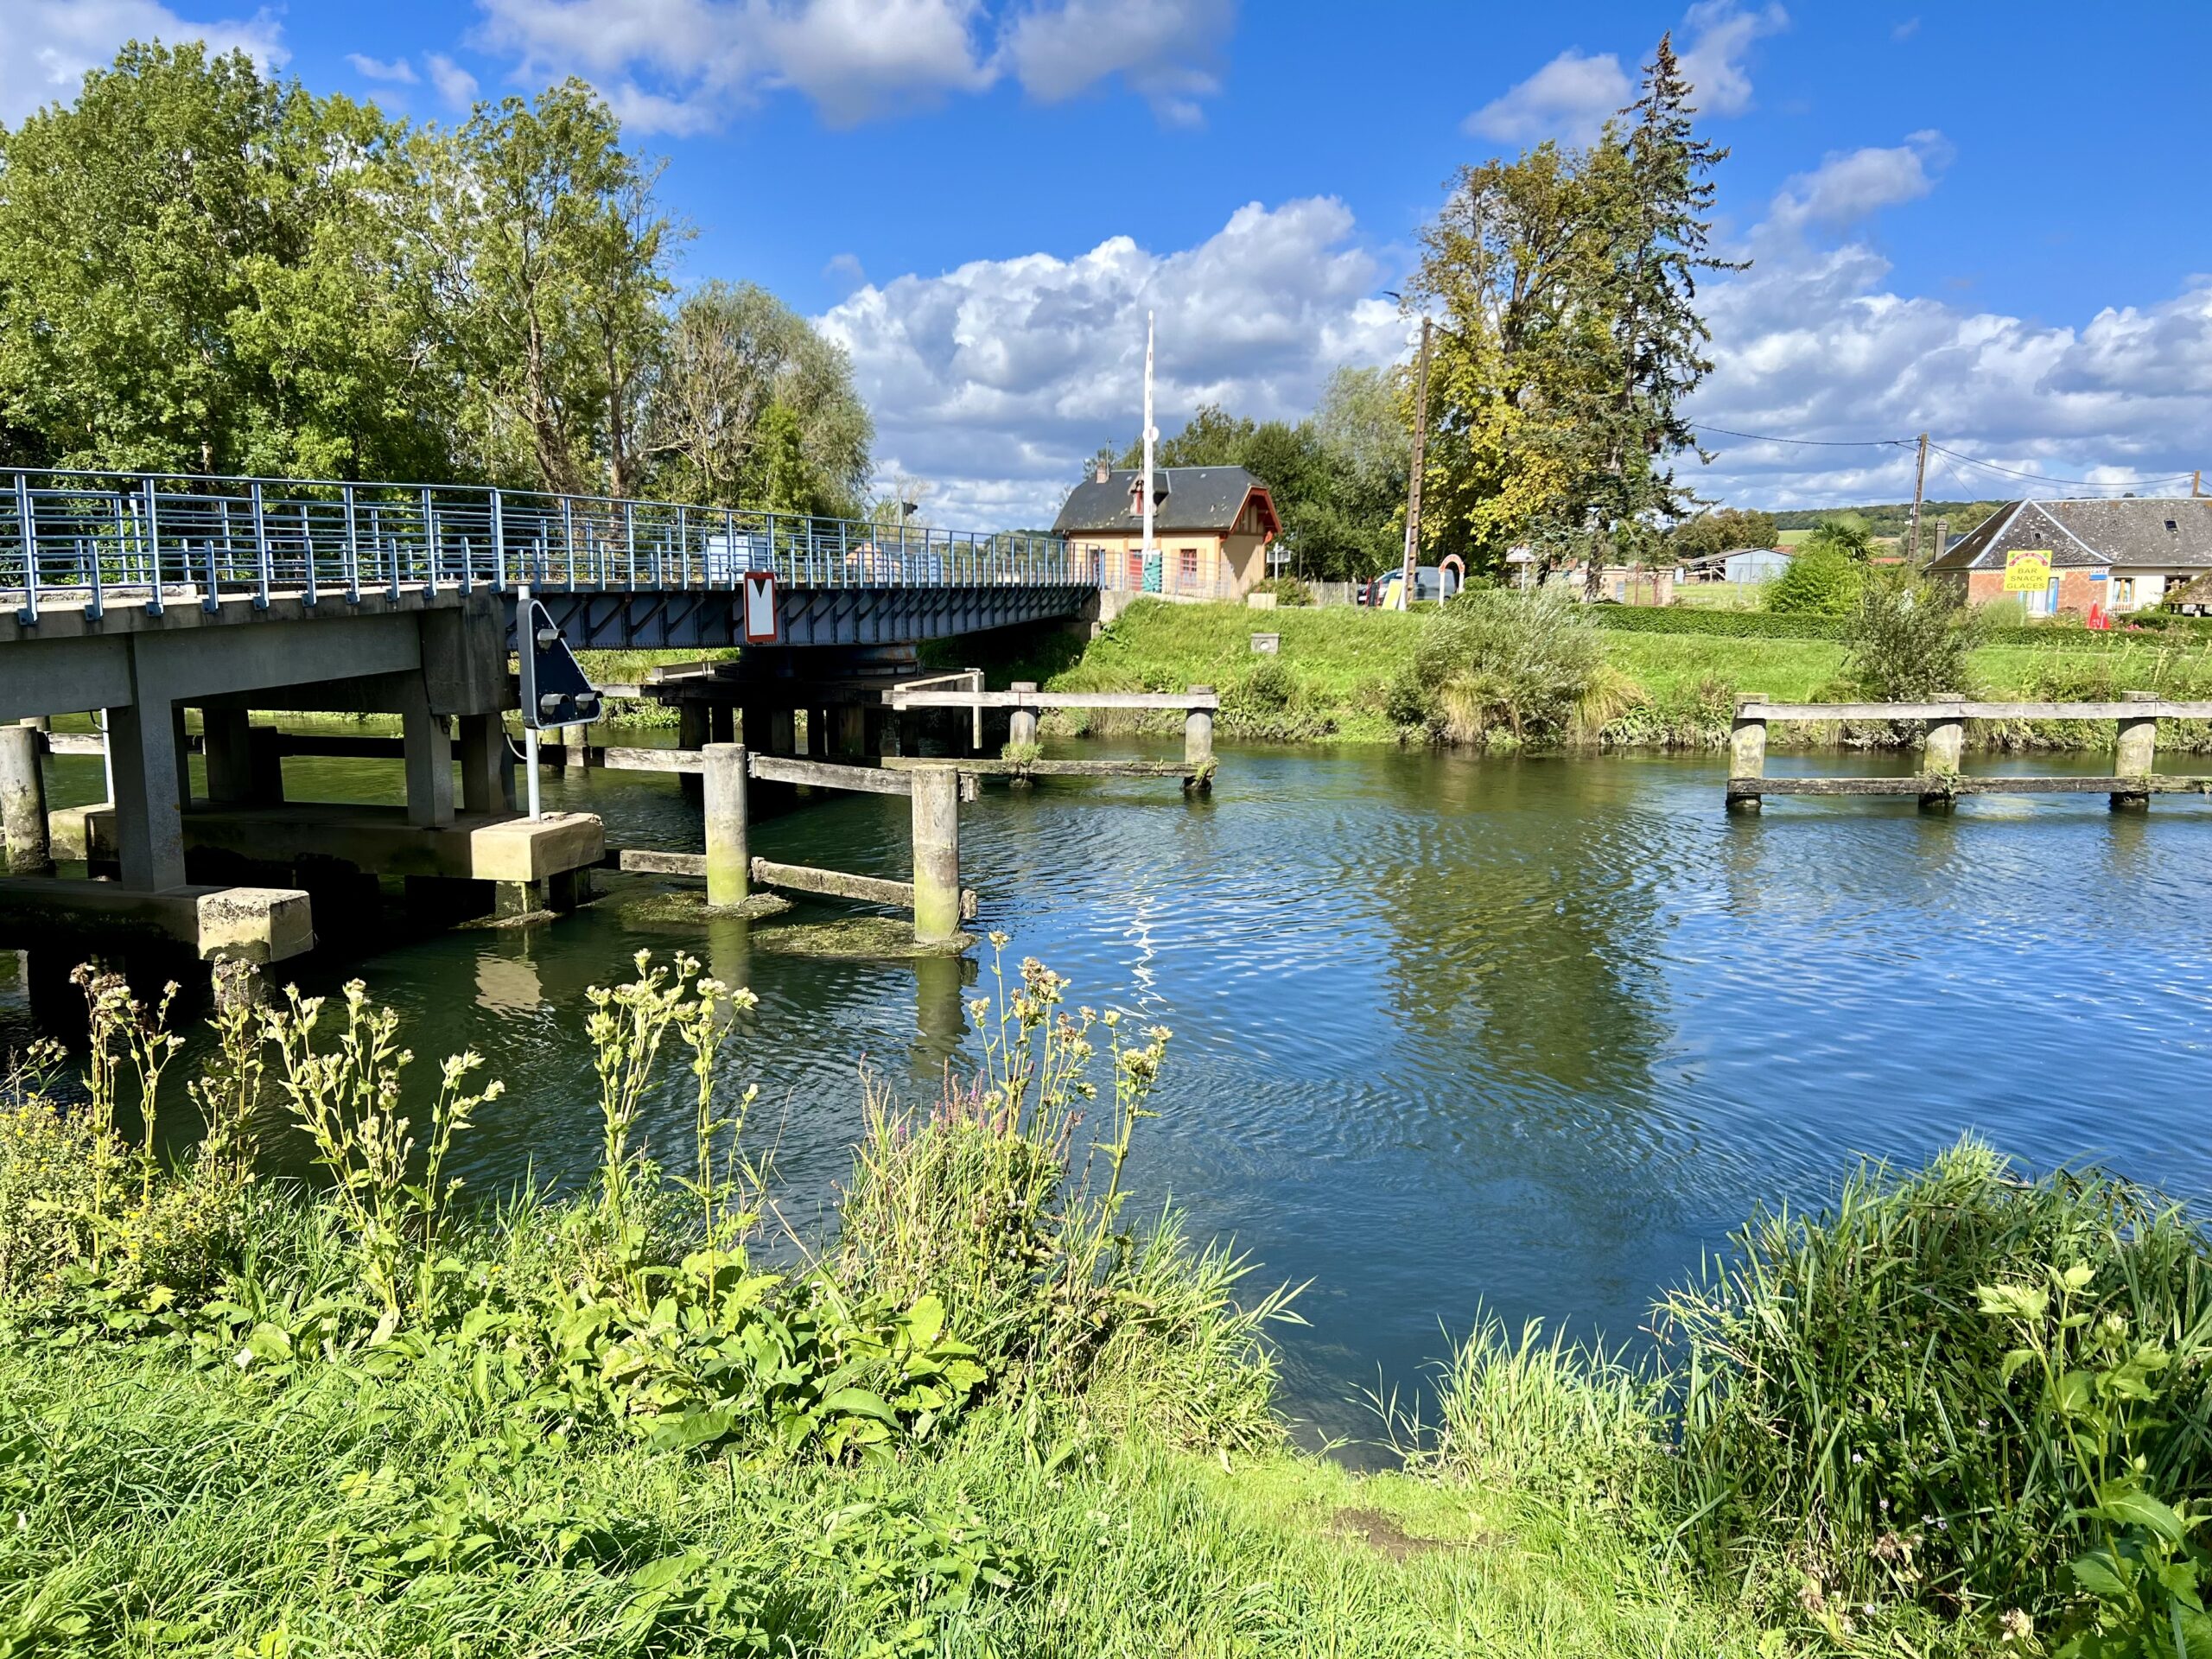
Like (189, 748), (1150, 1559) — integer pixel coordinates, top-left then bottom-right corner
(14, 2), (2212, 525)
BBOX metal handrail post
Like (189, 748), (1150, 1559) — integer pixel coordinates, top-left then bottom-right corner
(422, 487), (438, 595)
(251, 480), (270, 610)
(625, 500), (637, 590)
(14, 475), (36, 625)
(562, 497), (575, 591)
(344, 485), (361, 601)
(490, 489), (506, 590)
(299, 499), (318, 606)
(143, 479), (165, 615)
(205, 539), (219, 613)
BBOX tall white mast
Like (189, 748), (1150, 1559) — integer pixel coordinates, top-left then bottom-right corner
(1141, 310), (1156, 565)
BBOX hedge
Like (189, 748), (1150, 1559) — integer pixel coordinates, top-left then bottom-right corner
(1586, 604), (2212, 651)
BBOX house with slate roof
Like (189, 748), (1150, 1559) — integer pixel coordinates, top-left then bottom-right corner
(1927, 497), (2212, 617)
(1052, 464), (1281, 600)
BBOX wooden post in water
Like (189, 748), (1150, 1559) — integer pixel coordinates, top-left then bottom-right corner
(1185, 685), (1214, 793)
(2113, 690), (2158, 810)
(1920, 696), (1965, 810)
(0, 724), (50, 874)
(702, 743), (749, 906)
(1728, 694), (1767, 811)
(910, 764), (962, 945)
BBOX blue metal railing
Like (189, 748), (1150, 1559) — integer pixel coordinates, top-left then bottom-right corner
(0, 468), (1108, 624)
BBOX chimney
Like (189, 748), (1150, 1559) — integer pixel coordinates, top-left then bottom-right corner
(1095, 462), (1109, 485)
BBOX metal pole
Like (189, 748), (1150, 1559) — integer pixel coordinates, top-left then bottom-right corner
(144, 478), (164, 616)
(300, 499), (318, 605)
(524, 727), (541, 820)
(251, 480), (270, 609)
(1399, 317), (1433, 610)
(422, 487), (438, 594)
(491, 488), (506, 590)
(345, 484), (361, 601)
(15, 474), (37, 625)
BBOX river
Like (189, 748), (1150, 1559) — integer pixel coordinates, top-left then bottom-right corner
(13, 737), (2212, 1440)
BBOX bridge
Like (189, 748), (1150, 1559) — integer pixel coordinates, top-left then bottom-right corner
(0, 467), (1106, 979)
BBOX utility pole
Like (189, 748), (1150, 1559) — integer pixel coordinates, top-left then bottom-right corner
(1141, 310), (1157, 588)
(1907, 430), (1929, 567)
(1397, 317), (1433, 609)
(2193, 469), (2202, 499)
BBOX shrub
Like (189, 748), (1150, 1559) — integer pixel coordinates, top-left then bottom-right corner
(1239, 656), (1297, 713)
(1846, 571), (1984, 700)
(1249, 575), (1313, 606)
(1765, 543), (1866, 616)
(1661, 1141), (2212, 1623)
(1396, 588), (1605, 745)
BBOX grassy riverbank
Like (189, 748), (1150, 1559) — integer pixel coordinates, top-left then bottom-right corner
(5, 949), (2210, 1656)
(958, 599), (2212, 750)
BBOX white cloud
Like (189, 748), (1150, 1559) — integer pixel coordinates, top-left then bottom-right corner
(823, 251), (868, 284)
(1464, 2), (1784, 148)
(1464, 48), (1630, 146)
(425, 53), (481, 107)
(814, 198), (1402, 524)
(1001, 0), (1231, 127)
(347, 52), (419, 83)
(2, 0), (286, 124)
(469, 0), (1230, 133)
(1765, 130), (1951, 233)
(1688, 213), (2212, 508)
(1675, 0), (1785, 117)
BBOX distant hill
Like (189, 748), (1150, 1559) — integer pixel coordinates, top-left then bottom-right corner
(1770, 500), (2007, 538)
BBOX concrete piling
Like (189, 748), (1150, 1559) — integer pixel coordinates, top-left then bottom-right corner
(1920, 696), (1965, 810)
(909, 764), (962, 945)
(1008, 683), (1039, 749)
(0, 724), (51, 874)
(1184, 685), (1214, 791)
(2113, 690), (2158, 810)
(702, 742), (750, 906)
(457, 713), (511, 814)
(1727, 694), (1767, 812)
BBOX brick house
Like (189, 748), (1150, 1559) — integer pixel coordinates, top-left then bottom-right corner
(1052, 465), (1281, 599)
(1927, 497), (2212, 616)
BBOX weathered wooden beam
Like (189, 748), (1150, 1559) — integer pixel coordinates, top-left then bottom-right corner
(747, 753), (913, 795)
(1727, 774), (2212, 798)
(891, 689), (1220, 712)
(615, 848), (707, 875)
(894, 756), (1199, 779)
(749, 856), (978, 920)
(598, 745), (703, 773)
(1740, 700), (2212, 722)
(43, 731), (105, 756)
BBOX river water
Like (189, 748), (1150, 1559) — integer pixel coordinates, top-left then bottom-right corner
(16, 739), (2212, 1439)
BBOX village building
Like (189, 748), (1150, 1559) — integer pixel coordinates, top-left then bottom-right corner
(1927, 497), (2212, 616)
(1052, 465), (1281, 600)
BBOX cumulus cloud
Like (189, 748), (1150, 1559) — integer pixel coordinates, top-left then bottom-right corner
(814, 198), (1402, 524)
(1464, 1), (1784, 148)
(1001, 0), (1232, 126)
(1765, 130), (1951, 234)
(2, 0), (286, 124)
(1687, 234), (2212, 507)
(347, 52), (418, 83)
(425, 53), (481, 107)
(470, 0), (1230, 133)
(1464, 48), (1630, 146)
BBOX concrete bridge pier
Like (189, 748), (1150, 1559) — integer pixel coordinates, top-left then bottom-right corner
(0, 725), (52, 874)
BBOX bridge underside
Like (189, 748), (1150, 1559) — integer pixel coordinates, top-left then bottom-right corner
(535, 582), (1095, 650)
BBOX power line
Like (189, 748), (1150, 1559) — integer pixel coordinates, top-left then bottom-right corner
(1924, 443), (2199, 493)
(1691, 423), (1910, 448)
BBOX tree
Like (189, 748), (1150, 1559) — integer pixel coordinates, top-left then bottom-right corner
(429, 80), (673, 496)
(0, 41), (445, 478)
(1804, 514), (1874, 563)
(1582, 34), (1740, 593)
(644, 280), (872, 515)
(1766, 543), (1864, 616)
(1668, 506), (1778, 562)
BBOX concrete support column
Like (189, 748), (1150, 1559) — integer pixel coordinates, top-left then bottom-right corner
(709, 703), (735, 745)
(1184, 685), (1214, 794)
(703, 742), (749, 906)
(0, 725), (52, 874)
(172, 704), (195, 804)
(678, 701), (709, 805)
(835, 706), (867, 760)
(458, 713), (511, 816)
(806, 709), (831, 760)
(911, 764), (962, 945)
(202, 707), (256, 804)
(1727, 693), (1767, 814)
(1920, 696), (1965, 811)
(2113, 690), (2158, 811)
(107, 696), (188, 890)
(1008, 683), (1039, 749)
(770, 709), (797, 755)
(400, 695), (455, 828)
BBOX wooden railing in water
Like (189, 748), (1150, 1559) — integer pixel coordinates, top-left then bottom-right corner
(1726, 692), (2212, 811)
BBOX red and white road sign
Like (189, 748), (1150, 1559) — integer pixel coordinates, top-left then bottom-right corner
(742, 571), (778, 643)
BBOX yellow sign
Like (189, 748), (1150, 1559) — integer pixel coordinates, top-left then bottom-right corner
(2003, 549), (2054, 593)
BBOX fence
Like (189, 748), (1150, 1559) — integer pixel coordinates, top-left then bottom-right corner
(0, 467), (1096, 623)
(1726, 692), (2212, 810)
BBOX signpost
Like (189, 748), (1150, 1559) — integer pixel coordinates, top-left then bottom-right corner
(515, 584), (601, 821)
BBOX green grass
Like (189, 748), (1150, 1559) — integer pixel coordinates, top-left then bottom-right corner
(970, 600), (2212, 752)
